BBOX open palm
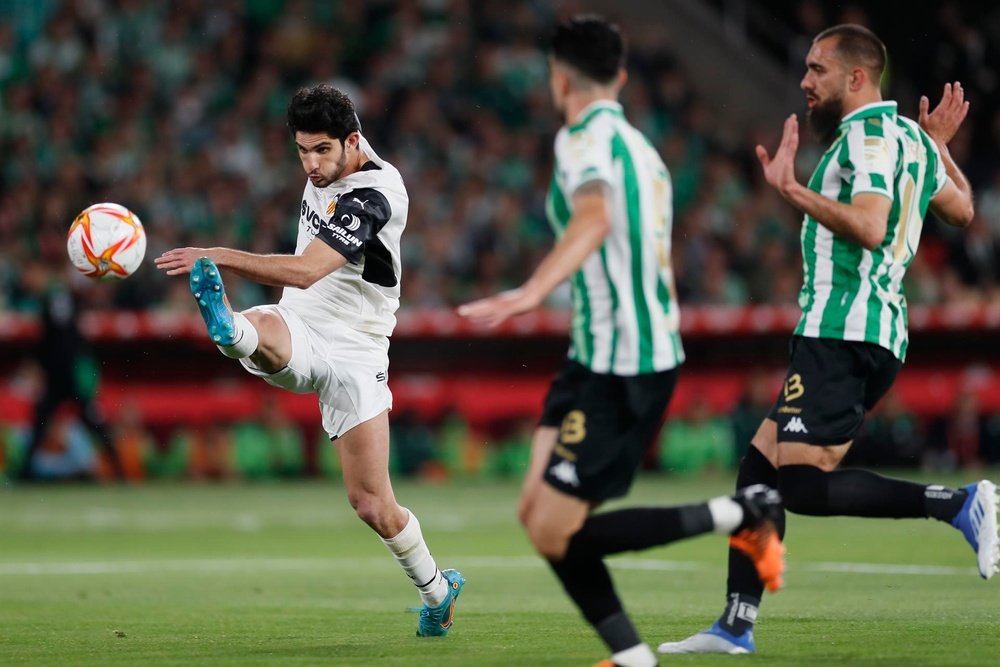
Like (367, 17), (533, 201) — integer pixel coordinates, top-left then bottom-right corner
(756, 114), (801, 195)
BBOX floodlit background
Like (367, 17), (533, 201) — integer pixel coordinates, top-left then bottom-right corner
(0, 2), (998, 665)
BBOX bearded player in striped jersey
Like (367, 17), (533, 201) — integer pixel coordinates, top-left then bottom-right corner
(660, 25), (997, 656)
(155, 85), (464, 638)
(460, 16), (785, 667)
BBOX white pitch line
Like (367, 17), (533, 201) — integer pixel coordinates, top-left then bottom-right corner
(0, 557), (978, 577)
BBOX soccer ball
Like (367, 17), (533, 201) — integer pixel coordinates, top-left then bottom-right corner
(66, 203), (146, 280)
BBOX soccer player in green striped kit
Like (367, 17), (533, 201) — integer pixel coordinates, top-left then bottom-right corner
(660, 24), (998, 656)
(461, 15), (785, 667)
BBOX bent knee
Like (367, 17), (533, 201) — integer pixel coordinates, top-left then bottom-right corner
(522, 510), (570, 561)
(242, 309), (282, 337)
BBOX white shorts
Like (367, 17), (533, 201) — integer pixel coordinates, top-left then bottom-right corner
(239, 305), (392, 439)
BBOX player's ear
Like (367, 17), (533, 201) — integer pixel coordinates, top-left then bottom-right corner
(615, 67), (627, 90)
(344, 131), (361, 152)
(849, 66), (867, 92)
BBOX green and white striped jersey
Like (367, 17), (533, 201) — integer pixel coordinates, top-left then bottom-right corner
(546, 100), (684, 375)
(795, 101), (948, 360)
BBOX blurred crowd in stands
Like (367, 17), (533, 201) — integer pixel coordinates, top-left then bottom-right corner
(5, 374), (1000, 483)
(2, 1), (1000, 482)
(2, 0), (999, 315)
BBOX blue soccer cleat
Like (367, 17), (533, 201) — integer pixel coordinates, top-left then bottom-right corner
(950, 480), (999, 580)
(416, 569), (465, 637)
(657, 621), (755, 655)
(190, 257), (236, 346)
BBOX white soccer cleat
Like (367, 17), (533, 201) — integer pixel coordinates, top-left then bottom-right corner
(657, 622), (754, 654)
(950, 480), (999, 580)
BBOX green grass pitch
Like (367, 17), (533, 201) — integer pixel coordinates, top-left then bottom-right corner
(1, 474), (997, 666)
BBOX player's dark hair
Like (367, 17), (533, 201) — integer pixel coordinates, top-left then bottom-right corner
(286, 84), (361, 143)
(815, 24), (886, 83)
(549, 15), (625, 85)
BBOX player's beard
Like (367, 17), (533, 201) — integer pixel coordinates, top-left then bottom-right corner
(312, 150), (349, 188)
(807, 94), (844, 144)
(329, 149), (349, 183)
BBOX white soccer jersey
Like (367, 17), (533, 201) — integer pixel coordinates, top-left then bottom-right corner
(547, 100), (684, 375)
(280, 135), (407, 337)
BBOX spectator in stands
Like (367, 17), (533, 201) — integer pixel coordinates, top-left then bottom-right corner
(945, 390), (985, 469)
(27, 405), (96, 481)
(187, 421), (235, 481)
(854, 390), (924, 467)
(232, 395), (305, 480)
(99, 401), (153, 482)
(730, 369), (776, 461)
(660, 395), (736, 476)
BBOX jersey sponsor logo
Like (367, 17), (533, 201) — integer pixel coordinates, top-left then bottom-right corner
(549, 460), (580, 488)
(863, 137), (891, 172)
(783, 416), (809, 434)
(341, 213), (362, 232)
(301, 200), (325, 237)
(777, 406), (802, 414)
(323, 217), (363, 247)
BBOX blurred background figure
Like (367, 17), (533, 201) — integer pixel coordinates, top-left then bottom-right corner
(27, 404), (97, 481)
(729, 368), (777, 461)
(232, 395), (305, 480)
(16, 257), (123, 481)
(97, 400), (153, 482)
(660, 394), (735, 476)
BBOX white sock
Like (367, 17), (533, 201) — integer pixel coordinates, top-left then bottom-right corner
(381, 509), (449, 606)
(217, 311), (258, 359)
(611, 642), (657, 667)
(708, 496), (744, 534)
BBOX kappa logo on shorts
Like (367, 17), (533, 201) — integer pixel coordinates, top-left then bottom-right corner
(783, 416), (809, 434)
(549, 460), (580, 487)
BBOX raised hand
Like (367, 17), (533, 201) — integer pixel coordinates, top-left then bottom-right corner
(155, 247), (213, 276)
(919, 82), (969, 145)
(457, 287), (540, 328)
(755, 114), (801, 197)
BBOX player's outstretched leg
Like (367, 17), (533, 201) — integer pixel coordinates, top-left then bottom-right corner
(657, 484), (785, 656)
(950, 480), (999, 579)
(189, 257), (258, 358)
(416, 569), (465, 637)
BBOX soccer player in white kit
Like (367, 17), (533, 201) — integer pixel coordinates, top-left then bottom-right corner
(155, 84), (464, 638)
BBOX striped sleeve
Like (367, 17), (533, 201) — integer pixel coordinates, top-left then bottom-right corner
(555, 124), (614, 195)
(846, 119), (896, 201)
(921, 128), (949, 197)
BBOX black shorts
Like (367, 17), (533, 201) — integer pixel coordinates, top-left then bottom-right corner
(540, 360), (678, 501)
(769, 336), (901, 445)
